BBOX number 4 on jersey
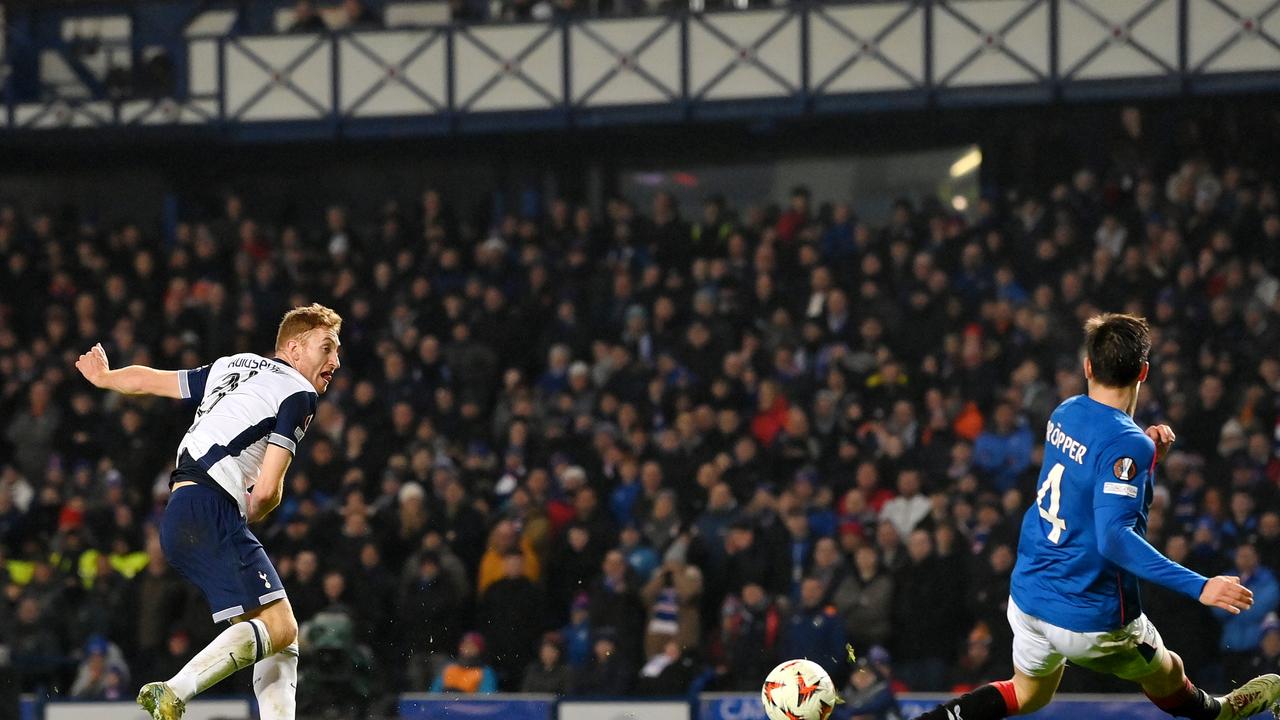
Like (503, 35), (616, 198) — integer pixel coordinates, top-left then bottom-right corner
(1037, 463), (1067, 543)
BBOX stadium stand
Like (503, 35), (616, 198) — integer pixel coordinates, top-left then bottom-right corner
(1, 104), (1280, 711)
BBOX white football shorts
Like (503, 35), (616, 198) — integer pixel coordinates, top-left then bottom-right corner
(1007, 596), (1168, 680)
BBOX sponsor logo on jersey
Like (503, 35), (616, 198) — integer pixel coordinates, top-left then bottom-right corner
(1113, 457), (1137, 481)
(1103, 481), (1138, 498)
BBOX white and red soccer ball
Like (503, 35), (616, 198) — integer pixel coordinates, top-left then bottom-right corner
(760, 659), (840, 720)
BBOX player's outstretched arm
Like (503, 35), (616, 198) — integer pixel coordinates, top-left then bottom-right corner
(247, 444), (292, 523)
(1095, 511), (1209, 599)
(75, 343), (182, 398)
(1093, 436), (1211, 601)
(1201, 575), (1254, 615)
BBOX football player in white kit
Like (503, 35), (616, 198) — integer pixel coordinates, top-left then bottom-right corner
(75, 303), (342, 720)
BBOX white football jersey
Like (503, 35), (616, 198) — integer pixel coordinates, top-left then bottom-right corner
(176, 353), (317, 516)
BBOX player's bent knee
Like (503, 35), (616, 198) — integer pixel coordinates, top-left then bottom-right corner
(273, 611), (299, 650)
(1137, 649), (1185, 699)
(1012, 667), (1062, 715)
(257, 599), (299, 651)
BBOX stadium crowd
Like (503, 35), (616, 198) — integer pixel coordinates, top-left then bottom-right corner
(2, 106), (1280, 708)
(280, 0), (730, 32)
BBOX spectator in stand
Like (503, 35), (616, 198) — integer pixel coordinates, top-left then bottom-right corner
(837, 656), (903, 720)
(11, 596), (63, 692)
(479, 550), (545, 688)
(69, 635), (130, 700)
(342, 0), (383, 28)
(448, 0), (489, 21)
(945, 624), (1011, 693)
(636, 640), (700, 696)
(965, 542), (1015, 661)
(288, 550), (327, 625)
(1215, 543), (1280, 683)
(145, 630), (194, 695)
(833, 545), (894, 654)
(782, 508), (815, 598)
(1257, 513), (1280, 575)
(777, 186), (812, 245)
(588, 549), (645, 667)
(2, 104), (1280, 700)
(879, 469), (930, 539)
(4, 383), (60, 484)
(641, 544), (702, 658)
(782, 576), (847, 678)
(477, 518), (540, 596)
(1248, 615), (1280, 678)
(571, 629), (633, 696)
(891, 529), (958, 691)
(562, 594), (594, 669)
(521, 633), (574, 694)
(972, 402), (1034, 492)
(286, 0), (329, 32)
(430, 633), (498, 694)
(399, 551), (463, 688)
(619, 523), (660, 582)
(719, 582), (781, 691)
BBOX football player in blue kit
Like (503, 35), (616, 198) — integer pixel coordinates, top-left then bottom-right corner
(75, 304), (342, 720)
(915, 313), (1280, 720)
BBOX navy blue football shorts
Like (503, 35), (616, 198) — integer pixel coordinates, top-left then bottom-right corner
(159, 482), (286, 623)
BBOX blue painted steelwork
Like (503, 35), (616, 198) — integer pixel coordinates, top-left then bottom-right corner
(0, 0), (1277, 139)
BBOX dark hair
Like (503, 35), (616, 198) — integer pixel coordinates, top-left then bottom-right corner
(1083, 313), (1151, 387)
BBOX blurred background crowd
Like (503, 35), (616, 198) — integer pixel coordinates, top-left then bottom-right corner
(278, 0), (798, 32)
(2, 106), (1280, 712)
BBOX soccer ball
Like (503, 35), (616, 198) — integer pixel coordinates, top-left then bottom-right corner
(760, 659), (840, 720)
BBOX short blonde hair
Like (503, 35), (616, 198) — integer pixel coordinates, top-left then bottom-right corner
(275, 303), (343, 350)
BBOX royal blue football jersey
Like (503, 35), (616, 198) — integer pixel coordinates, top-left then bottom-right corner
(1010, 395), (1206, 633)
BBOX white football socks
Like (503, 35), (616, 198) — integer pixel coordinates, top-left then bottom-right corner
(167, 619), (271, 702)
(253, 642), (300, 720)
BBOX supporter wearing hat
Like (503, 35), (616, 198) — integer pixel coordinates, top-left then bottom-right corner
(562, 593), (594, 668)
(1249, 614), (1280, 676)
(70, 634), (130, 700)
(7, 110), (1280, 702)
(841, 646), (902, 720)
(430, 632), (498, 694)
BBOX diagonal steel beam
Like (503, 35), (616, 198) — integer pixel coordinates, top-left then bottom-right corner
(574, 17), (679, 106)
(342, 31), (445, 116)
(1191, 0), (1280, 73)
(692, 9), (799, 99)
(228, 35), (329, 119)
(1060, 0), (1175, 78)
(456, 24), (561, 110)
(811, 2), (923, 94)
(935, 0), (1048, 86)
